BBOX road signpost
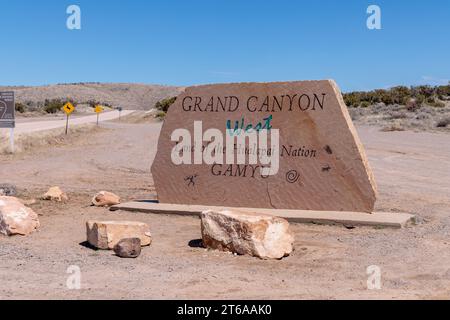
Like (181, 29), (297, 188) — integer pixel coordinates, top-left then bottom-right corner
(95, 105), (104, 125)
(117, 107), (123, 121)
(0, 91), (15, 153)
(62, 102), (75, 135)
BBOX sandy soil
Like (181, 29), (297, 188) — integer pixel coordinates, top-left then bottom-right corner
(0, 119), (449, 300)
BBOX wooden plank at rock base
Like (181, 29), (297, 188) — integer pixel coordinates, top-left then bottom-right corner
(111, 202), (416, 229)
(151, 80), (377, 212)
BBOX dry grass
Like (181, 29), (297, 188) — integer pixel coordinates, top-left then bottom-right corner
(350, 102), (450, 132)
(381, 121), (406, 132)
(436, 117), (450, 128)
(109, 110), (161, 124)
(0, 124), (107, 155)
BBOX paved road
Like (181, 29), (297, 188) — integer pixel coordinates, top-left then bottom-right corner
(13, 110), (135, 134)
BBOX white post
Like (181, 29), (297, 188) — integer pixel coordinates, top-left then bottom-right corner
(9, 128), (14, 153)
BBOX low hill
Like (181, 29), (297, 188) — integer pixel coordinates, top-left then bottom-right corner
(0, 83), (184, 111)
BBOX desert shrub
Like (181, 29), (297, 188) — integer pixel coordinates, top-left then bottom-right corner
(86, 100), (105, 108)
(390, 86), (411, 105)
(386, 110), (408, 120)
(155, 97), (177, 113)
(343, 93), (359, 108)
(86, 100), (97, 108)
(15, 102), (27, 113)
(155, 111), (167, 119)
(343, 84), (449, 109)
(415, 94), (426, 106)
(370, 103), (387, 115)
(426, 96), (436, 104)
(44, 99), (64, 113)
(415, 112), (430, 120)
(381, 94), (394, 105)
(381, 122), (405, 132)
(360, 101), (370, 108)
(411, 85), (434, 98)
(44, 99), (76, 114)
(436, 84), (450, 100)
(393, 111), (408, 119)
(429, 100), (445, 108)
(406, 98), (420, 112)
(85, 100), (111, 108)
(436, 117), (450, 128)
(348, 108), (363, 121)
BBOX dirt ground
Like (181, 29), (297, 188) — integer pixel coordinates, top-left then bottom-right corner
(1, 117), (450, 300)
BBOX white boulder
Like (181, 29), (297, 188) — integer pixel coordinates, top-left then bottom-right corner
(201, 210), (294, 260)
(0, 196), (40, 236)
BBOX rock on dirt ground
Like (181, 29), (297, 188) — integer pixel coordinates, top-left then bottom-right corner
(201, 210), (294, 260)
(41, 186), (68, 202)
(114, 238), (142, 258)
(0, 196), (40, 236)
(92, 191), (121, 207)
(86, 220), (152, 250)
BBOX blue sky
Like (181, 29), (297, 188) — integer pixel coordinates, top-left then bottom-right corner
(0, 0), (449, 92)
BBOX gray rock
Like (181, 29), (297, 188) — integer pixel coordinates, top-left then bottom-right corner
(113, 238), (142, 258)
(0, 184), (17, 197)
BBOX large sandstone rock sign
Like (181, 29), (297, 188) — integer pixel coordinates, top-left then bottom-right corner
(152, 80), (377, 212)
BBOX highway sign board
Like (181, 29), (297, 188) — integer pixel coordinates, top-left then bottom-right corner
(0, 92), (15, 128)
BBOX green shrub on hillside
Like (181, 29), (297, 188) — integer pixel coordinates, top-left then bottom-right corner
(43, 99), (76, 114)
(343, 83), (449, 108)
(86, 100), (101, 108)
(155, 97), (177, 113)
(360, 101), (370, 108)
(15, 102), (27, 113)
(429, 100), (445, 108)
(155, 111), (167, 119)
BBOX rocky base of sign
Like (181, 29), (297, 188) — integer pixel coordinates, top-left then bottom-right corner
(0, 196), (40, 236)
(0, 184), (17, 197)
(92, 191), (121, 207)
(19, 199), (37, 207)
(86, 220), (152, 250)
(201, 210), (295, 260)
(112, 202), (416, 229)
(114, 238), (142, 258)
(41, 186), (68, 202)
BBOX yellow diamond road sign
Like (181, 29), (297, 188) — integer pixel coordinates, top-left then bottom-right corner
(95, 105), (104, 113)
(63, 102), (75, 115)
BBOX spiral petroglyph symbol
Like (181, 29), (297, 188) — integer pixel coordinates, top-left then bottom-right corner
(286, 170), (300, 183)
